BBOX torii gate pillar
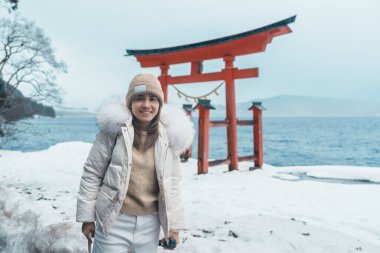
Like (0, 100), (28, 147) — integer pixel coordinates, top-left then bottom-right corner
(223, 56), (238, 171)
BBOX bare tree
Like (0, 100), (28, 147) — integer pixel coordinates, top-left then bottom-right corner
(0, 16), (67, 103)
(0, 15), (67, 139)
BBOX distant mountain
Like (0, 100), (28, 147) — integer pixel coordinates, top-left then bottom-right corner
(207, 95), (380, 118)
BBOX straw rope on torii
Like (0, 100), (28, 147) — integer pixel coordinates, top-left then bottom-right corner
(172, 81), (224, 103)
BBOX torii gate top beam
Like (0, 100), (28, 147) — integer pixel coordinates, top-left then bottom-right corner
(126, 16), (296, 67)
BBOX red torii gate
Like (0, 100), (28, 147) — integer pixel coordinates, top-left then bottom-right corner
(126, 16), (296, 172)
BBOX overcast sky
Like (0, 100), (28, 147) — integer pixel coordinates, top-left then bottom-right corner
(1, 0), (379, 110)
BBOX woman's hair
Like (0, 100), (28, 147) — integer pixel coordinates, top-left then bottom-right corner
(129, 95), (161, 151)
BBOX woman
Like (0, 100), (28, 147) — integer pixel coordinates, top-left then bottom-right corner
(76, 73), (194, 252)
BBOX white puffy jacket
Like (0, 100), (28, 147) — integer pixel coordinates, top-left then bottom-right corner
(76, 97), (194, 240)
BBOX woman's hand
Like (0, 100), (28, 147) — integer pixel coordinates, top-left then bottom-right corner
(82, 222), (95, 244)
(160, 231), (180, 250)
(169, 231), (180, 246)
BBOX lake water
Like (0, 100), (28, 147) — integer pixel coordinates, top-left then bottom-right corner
(1, 113), (379, 167)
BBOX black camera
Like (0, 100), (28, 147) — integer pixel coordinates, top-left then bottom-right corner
(158, 237), (177, 249)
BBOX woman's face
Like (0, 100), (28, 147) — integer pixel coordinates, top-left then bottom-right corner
(131, 93), (160, 125)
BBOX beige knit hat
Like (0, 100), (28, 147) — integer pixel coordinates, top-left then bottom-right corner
(125, 73), (164, 108)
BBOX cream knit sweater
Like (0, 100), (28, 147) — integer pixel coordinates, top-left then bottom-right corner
(120, 133), (159, 216)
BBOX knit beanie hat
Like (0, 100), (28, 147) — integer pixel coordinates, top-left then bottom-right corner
(125, 73), (164, 108)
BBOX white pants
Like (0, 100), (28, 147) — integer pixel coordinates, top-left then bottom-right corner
(93, 211), (160, 253)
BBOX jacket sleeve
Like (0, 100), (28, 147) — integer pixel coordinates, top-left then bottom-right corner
(169, 154), (186, 232)
(76, 131), (114, 223)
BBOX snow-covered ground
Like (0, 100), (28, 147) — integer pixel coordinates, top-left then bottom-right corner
(1, 142), (380, 252)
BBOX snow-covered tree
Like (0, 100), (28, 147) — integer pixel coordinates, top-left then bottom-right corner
(0, 0), (19, 12)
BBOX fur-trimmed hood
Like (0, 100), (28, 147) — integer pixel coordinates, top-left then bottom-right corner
(96, 96), (195, 154)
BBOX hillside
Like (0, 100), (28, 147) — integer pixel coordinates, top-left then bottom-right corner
(0, 80), (55, 121)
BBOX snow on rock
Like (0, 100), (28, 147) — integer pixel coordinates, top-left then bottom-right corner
(274, 165), (380, 183)
(306, 166), (380, 183)
(0, 185), (83, 252)
(1, 142), (380, 252)
(0, 142), (91, 252)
